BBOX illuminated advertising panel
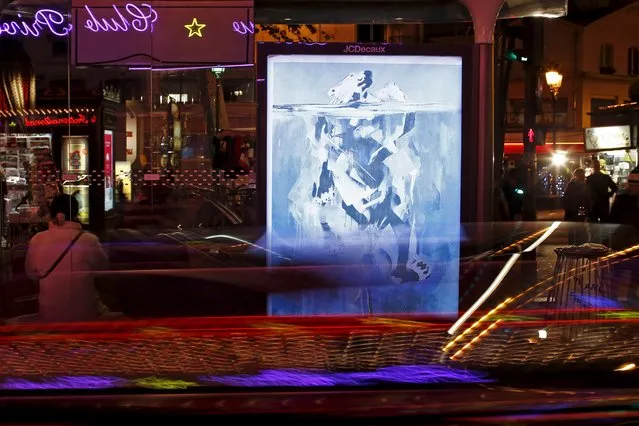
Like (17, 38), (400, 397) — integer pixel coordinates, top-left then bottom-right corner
(584, 125), (633, 152)
(261, 43), (467, 316)
(104, 130), (114, 211)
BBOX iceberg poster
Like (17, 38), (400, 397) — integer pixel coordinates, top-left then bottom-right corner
(265, 51), (463, 316)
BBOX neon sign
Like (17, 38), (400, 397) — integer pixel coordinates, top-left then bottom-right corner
(184, 17), (206, 38)
(232, 20), (254, 35)
(24, 114), (97, 127)
(83, 3), (157, 33)
(0, 4), (253, 38)
(0, 9), (71, 37)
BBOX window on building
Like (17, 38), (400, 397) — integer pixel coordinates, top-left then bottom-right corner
(356, 24), (386, 42)
(222, 78), (255, 103)
(591, 97), (617, 114)
(628, 47), (639, 76)
(506, 97), (569, 129)
(599, 43), (615, 74)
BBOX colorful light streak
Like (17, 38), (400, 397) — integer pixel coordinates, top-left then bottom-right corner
(128, 64), (254, 72)
(598, 311), (639, 319)
(447, 221), (561, 336)
(450, 319), (503, 360)
(570, 294), (622, 309)
(200, 365), (492, 387)
(615, 362), (636, 372)
(448, 244), (639, 360)
(134, 376), (198, 390)
(490, 314), (540, 322)
(203, 234), (290, 261)
(1, 376), (125, 390)
(0, 366), (491, 391)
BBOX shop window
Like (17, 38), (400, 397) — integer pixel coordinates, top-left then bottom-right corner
(159, 76), (201, 106)
(590, 97), (617, 114)
(222, 78), (255, 103)
(356, 24), (386, 42)
(165, 94), (190, 103)
(599, 43), (615, 74)
(628, 47), (639, 76)
(52, 39), (68, 58)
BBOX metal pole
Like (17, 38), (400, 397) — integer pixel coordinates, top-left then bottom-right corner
(476, 42), (495, 223)
(521, 18), (543, 221)
(459, 0), (503, 223)
(552, 94), (557, 148)
(215, 78), (221, 133)
(552, 94), (557, 195)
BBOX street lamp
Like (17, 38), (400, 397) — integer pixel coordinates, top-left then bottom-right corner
(545, 70), (563, 97)
(545, 67), (563, 196)
(544, 68), (563, 149)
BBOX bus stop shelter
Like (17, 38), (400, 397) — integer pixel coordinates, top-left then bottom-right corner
(255, 0), (568, 222)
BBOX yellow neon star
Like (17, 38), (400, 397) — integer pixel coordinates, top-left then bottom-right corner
(184, 18), (206, 37)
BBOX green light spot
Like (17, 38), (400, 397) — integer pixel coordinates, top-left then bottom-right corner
(505, 51), (518, 61)
(134, 377), (198, 390)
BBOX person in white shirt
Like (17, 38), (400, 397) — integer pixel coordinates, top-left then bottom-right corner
(24, 194), (111, 322)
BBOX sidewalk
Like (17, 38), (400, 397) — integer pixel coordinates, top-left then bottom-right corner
(537, 209), (564, 222)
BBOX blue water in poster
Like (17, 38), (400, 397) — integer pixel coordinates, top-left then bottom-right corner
(266, 54), (462, 316)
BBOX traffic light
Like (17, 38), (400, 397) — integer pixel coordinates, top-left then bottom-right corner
(525, 127), (547, 146)
(505, 49), (529, 62)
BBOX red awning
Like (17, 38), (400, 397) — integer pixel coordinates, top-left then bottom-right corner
(504, 142), (585, 155)
(503, 131), (586, 155)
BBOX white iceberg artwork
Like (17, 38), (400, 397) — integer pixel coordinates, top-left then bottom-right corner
(266, 54), (462, 316)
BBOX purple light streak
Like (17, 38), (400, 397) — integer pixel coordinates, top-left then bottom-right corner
(1, 376), (127, 390)
(128, 63), (254, 72)
(199, 365), (492, 387)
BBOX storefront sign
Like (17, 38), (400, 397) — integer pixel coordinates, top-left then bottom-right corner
(584, 125), (633, 151)
(1, 3), (254, 39)
(72, 1), (254, 66)
(83, 3), (157, 33)
(0, 9), (71, 37)
(24, 113), (97, 127)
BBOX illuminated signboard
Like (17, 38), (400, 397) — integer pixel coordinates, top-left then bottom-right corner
(0, 2), (254, 65)
(70, 1), (254, 66)
(262, 43), (464, 316)
(0, 3), (253, 38)
(584, 125), (633, 152)
(24, 113), (97, 127)
(0, 9), (71, 37)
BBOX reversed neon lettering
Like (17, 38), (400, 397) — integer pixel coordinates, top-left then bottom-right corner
(0, 4), (253, 38)
(232, 20), (254, 35)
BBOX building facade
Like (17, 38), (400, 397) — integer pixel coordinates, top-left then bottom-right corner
(505, 3), (637, 142)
